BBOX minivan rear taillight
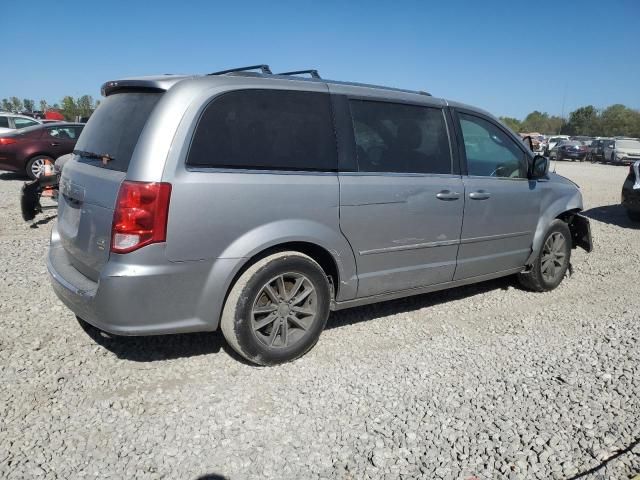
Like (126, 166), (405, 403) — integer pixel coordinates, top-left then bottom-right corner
(0, 138), (17, 145)
(111, 181), (172, 254)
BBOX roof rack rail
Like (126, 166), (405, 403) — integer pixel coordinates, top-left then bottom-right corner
(207, 64), (272, 76)
(277, 69), (321, 79)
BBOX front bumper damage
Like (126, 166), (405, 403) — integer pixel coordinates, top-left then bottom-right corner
(569, 213), (593, 253)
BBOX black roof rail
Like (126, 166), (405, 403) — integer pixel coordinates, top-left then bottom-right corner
(207, 64), (272, 76)
(277, 69), (321, 79)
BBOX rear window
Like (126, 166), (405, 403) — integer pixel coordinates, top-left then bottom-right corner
(187, 89), (337, 171)
(74, 92), (162, 172)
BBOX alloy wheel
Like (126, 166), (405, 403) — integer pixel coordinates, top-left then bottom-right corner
(541, 232), (567, 283)
(251, 272), (318, 349)
(30, 157), (48, 178)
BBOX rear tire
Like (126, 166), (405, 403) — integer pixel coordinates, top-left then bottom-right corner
(518, 220), (572, 292)
(220, 252), (331, 366)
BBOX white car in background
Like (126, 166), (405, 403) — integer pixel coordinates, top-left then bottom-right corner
(603, 138), (640, 165)
(0, 113), (43, 134)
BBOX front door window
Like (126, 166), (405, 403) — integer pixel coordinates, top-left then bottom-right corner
(459, 113), (527, 179)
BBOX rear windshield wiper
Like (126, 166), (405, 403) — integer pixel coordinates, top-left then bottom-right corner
(73, 150), (116, 164)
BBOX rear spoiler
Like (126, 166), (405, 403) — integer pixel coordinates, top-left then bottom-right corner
(100, 75), (191, 96)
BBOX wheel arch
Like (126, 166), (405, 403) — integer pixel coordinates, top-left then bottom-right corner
(24, 151), (55, 165)
(525, 189), (584, 265)
(225, 241), (342, 304)
(196, 231), (358, 331)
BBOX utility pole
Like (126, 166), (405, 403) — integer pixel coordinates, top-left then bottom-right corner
(559, 82), (568, 134)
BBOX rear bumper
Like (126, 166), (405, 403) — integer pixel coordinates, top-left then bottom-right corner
(47, 224), (224, 336)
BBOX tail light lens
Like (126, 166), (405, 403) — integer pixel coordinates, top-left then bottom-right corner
(0, 138), (17, 145)
(111, 181), (172, 254)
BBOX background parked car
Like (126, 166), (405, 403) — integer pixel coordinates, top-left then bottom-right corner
(603, 138), (640, 165)
(0, 113), (43, 134)
(588, 138), (608, 162)
(569, 135), (593, 144)
(549, 139), (568, 160)
(0, 123), (84, 179)
(622, 161), (640, 221)
(556, 140), (589, 162)
(45, 110), (65, 121)
(545, 135), (570, 156)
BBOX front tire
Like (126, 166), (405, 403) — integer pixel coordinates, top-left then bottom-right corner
(518, 220), (572, 292)
(220, 252), (331, 366)
(25, 155), (53, 180)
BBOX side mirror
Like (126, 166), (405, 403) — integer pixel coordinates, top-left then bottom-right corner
(530, 155), (549, 179)
(521, 135), (534, 152)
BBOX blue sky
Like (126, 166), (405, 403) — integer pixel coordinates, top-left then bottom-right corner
(4, 0), (639, 118)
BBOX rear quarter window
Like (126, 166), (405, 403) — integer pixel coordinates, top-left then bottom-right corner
(74, 92), (162, 172)
(187, 89), (338, 171)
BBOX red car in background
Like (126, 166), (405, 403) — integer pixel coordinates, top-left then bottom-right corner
(45, 110), (65, 121)
(0, 123), (84, 178)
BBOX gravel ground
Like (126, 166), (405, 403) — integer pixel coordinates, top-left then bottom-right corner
(1, 162), (639, 480)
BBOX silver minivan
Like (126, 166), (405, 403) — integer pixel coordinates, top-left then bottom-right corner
(48, 65), (592, 365)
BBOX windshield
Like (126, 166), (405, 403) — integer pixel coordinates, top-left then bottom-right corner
(74, 92), (162, 172)
(617, 139), (640, 149)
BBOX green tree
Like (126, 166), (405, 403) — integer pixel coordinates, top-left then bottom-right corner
(499, 116), (522, 132)
(547, 116), (564, 135)
(23, 98), (35, 112)
(1, 98), (11, 111)
(600, 104), (640, 137)
(564, 106), (599, 136)
(39, 99), (49, 112)
(76, 95), (94, 117)
(9, 97), (22, 112)
(60, 96), (78, 121)
(520, 111), (551, 133)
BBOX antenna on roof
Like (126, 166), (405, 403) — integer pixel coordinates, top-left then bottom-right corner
(277, 69), (321, 79)
(207, 65), (272, 76)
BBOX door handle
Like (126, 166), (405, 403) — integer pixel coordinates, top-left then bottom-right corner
(469, 191), (491, 200)
(436, 190), (461, 201)
(50, 142), (60, 146)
